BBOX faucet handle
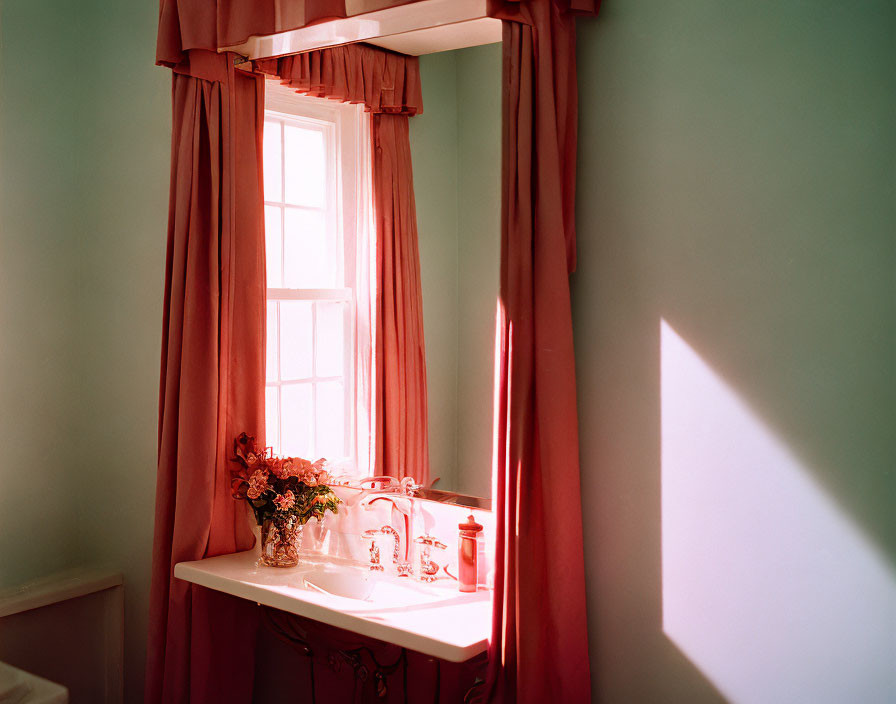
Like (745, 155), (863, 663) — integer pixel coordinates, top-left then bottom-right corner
(414, 535), (447, 550)
(400, 477), (422, 496)
(361, 529), (385, 571)
(414, 535), (446, 582)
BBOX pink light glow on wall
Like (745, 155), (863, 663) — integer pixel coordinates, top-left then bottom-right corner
(660, 319), (896, 703)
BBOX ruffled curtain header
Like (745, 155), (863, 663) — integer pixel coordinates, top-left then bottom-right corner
(256, 44), (422, 115)
(157, 0), (599, 68)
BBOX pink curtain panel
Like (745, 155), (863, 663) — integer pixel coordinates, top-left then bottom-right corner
(146, 49), (267, 704)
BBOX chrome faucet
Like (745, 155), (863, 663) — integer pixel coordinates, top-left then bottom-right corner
(414, 535), (447, 582)
(361, 529), (385, 571)
(360, 494), (414, 577)
(361, 526), (413, 577)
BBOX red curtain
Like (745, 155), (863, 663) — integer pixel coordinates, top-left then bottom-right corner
(256, 44), (422, 115)
(371, 113), (430, 486)
(261, 45), (430, 485)
(145, 49), (266, 704)
(485, 1), (597, 702)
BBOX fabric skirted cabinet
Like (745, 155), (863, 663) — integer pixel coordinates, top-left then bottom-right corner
(254, 608), (486, 703)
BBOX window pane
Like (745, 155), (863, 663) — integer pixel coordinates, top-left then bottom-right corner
(316, 380), (345, 459)
(280, 301), (313, 380)
(284, 208), (338, 288)
(281, 383), (313, 458)
(315, 301), (345, 378)
(263, 120), (282, 202)
(284, 125), (325, 208)
(266, 301), (278, 383)
(264, 104), (358, 472)
(265, 385), (280, 455)
(265, 206), (283, 288)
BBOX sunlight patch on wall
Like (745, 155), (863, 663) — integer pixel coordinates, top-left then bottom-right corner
(660, 319), (896, 704)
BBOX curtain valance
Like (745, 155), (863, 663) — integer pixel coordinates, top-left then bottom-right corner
(157, 0), (410, 67)
(256, 44), (423, 115)
(157, 0), (599, 69)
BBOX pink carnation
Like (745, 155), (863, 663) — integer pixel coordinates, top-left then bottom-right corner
(269, 459), (287, 479)
(246, 469), (269, 499)
(285, 459), (306, 478)
(273, 490), (295, 511)
(297, 458), (328, 486)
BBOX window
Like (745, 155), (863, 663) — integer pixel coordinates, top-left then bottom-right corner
(263, 84), (371, 476)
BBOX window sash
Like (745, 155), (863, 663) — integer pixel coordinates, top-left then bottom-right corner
(263, 87), (369, 476)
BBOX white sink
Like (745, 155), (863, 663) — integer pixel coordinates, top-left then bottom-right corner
(174, 550), (491, 662)
(301, 566), (375, 601)
(301, 565), (448, 607)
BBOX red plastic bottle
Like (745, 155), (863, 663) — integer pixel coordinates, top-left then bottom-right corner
(458, 514), (484, 592)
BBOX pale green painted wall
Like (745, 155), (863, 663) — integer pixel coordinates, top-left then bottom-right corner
(456, 44), (501, 500)
(411, 44), (500, 498)
(73, 4), (169, 703)
(0, 1), (168, 701)
(410, 50), (460, 491)
(1, 1), (84, 589)
(574, 1), (895, 701)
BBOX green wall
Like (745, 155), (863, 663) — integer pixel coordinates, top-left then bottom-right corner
(1, 1), (84, 589)
(410, 50), (460, 491)
(574, 1), (895, 701)
(411, 44), (501, 499)
(456, 45), (502, 500)
(74, 4), (169, 703)
(0, 1), (169, 700)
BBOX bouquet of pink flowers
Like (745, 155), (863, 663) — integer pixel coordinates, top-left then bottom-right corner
(231, 433), (341, 526)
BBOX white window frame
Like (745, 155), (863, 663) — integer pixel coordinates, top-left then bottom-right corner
(264, 83), (372, 477)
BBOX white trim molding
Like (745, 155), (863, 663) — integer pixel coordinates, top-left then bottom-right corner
(221, 0), (500, 60)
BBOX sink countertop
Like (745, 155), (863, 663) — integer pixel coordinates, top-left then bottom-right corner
(174, 550), (491, 662)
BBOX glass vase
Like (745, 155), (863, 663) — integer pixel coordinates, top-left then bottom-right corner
(260, 515), (302, 568)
